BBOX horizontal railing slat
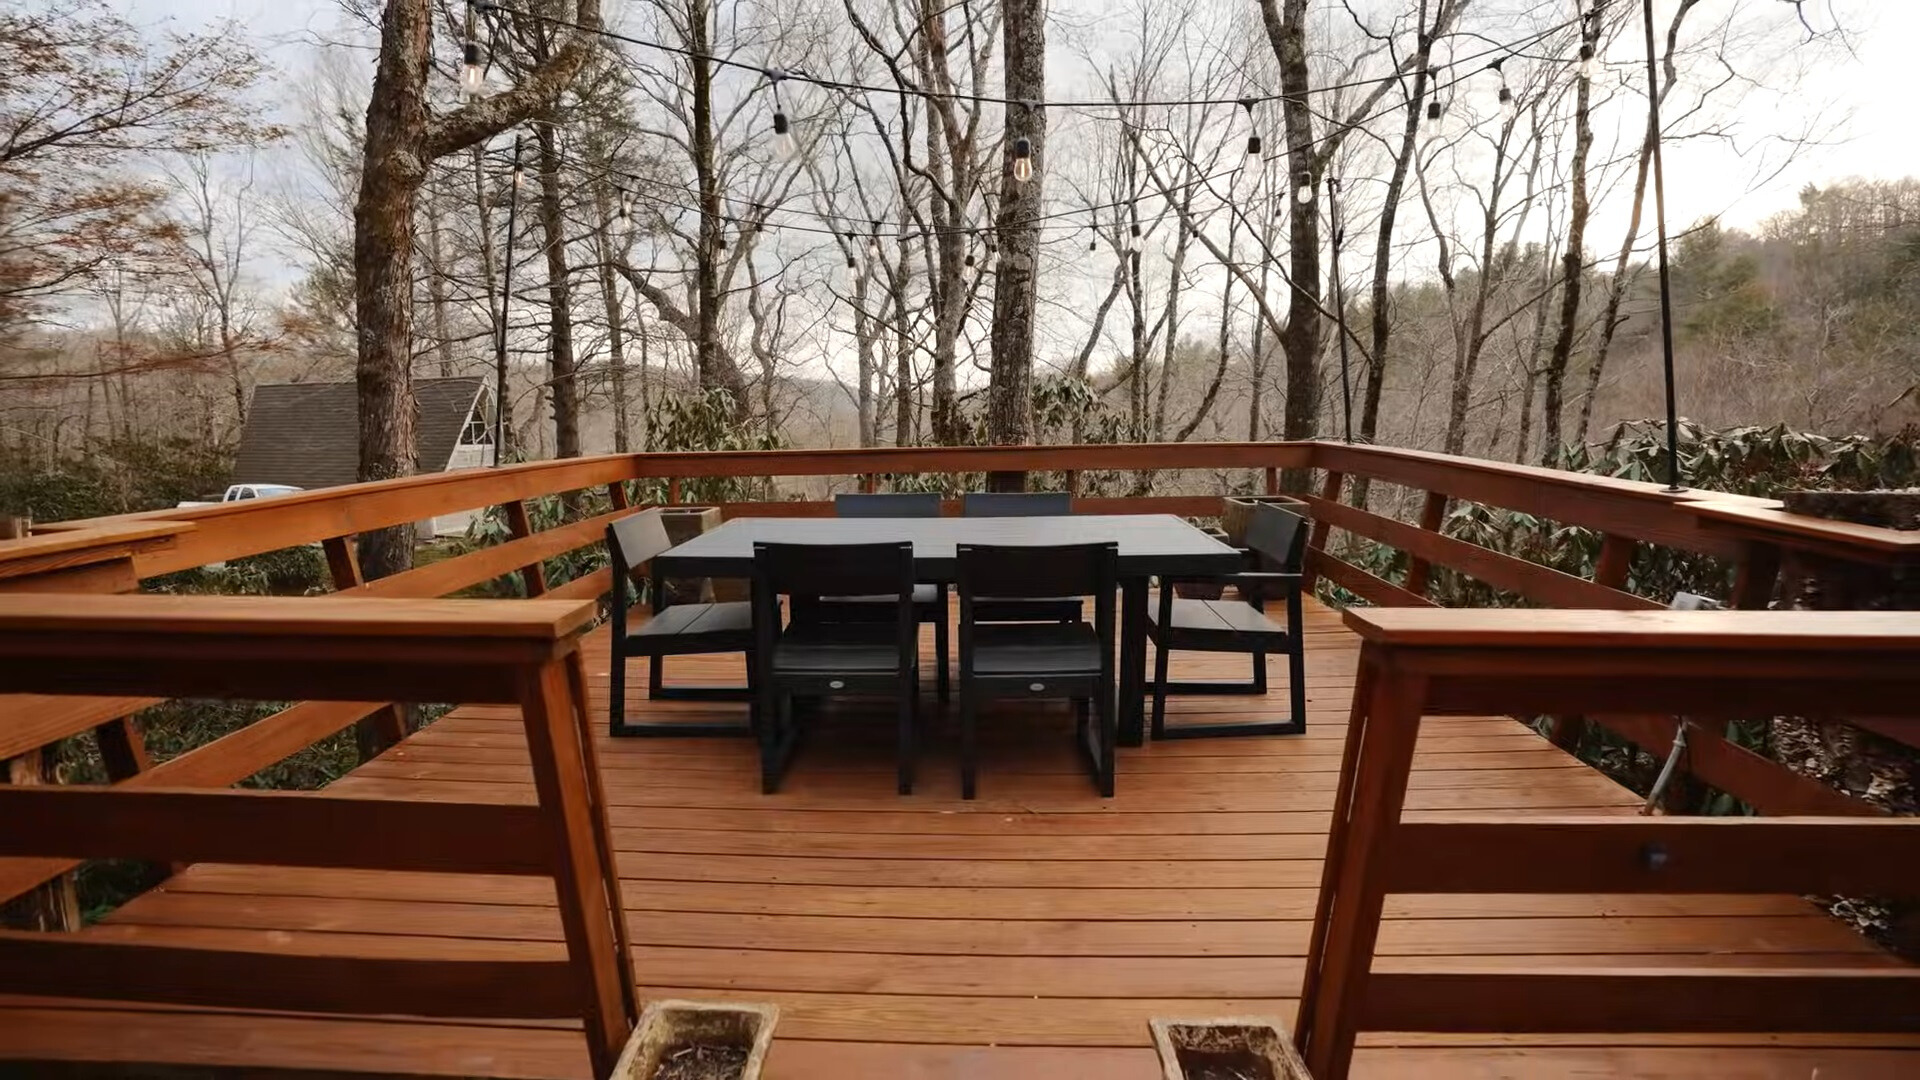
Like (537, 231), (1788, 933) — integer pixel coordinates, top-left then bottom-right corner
(1382, 816), (1920, 894)
(0, 787), (553, 875)
(1361, 966), (1920, 1033)
(0, 931), (582, 1019)
(1301, 493), (1661, 611)
(1306, 550), (1436, 607)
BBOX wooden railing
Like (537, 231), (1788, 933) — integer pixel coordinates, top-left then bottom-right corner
(1298, 608), (1920, 1080)
(0, 595), (636, 1077)
(2, 438), (1914, 921)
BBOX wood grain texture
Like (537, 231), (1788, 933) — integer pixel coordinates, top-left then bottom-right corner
(0, 603), (1909, 1079)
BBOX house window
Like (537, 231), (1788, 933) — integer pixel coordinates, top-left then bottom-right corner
(461, 409), (493, 446)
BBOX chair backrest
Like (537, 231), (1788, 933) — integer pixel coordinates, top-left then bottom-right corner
(1245, 504), (1309, 572)
(955, 542), (1116, 603)
(835, 492), (942, 518)
(606, 509), (672, 577)
(961, 491), (1071, 517)
(751, 541), (915, 600)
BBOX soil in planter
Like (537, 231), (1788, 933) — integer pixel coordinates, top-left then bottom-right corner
(1166, 1024), (1287, 1080)
(650, 1043), (750, 1080)
(1174, 1047), (1278, 1080)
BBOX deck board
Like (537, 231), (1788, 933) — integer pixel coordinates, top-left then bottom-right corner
(1, 597), (1911, 1078)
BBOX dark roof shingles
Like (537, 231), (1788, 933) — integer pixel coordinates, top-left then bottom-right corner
(231, 377), (485, 490)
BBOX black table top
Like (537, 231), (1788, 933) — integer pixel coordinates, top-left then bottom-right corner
(651, 514), (1242, 579)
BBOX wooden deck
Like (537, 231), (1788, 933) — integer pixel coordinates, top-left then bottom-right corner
(2, 597), (1914, 1079)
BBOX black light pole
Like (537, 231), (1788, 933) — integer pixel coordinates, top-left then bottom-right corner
(1327, 176), (1354, 443)
(1640, 0), (1684, 491)
(493, 133), (524, 465)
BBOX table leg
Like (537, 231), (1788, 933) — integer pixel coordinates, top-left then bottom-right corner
(1119, 578), (1148, 747)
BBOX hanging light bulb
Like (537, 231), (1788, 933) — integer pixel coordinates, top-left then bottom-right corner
(845, 252), (858, 269)
(766, 69), (795, 160)
(1499, 84), (1517, 120)
(1426, 99), (1442, 122)
(1011, 136), (1034, 183)
(1239, 97), (1261, 158)
(1578, 43), (1596, 81)
(867, 223), (882, 261)
(462, 41), (485, 98)
(964, 252), (975, 269)
(1294, 173), (1313, 205)
(772, 110), (795, 159)
(510, 156), (524, 192)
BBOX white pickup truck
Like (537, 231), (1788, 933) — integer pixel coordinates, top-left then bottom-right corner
(176, 483), (304, 509)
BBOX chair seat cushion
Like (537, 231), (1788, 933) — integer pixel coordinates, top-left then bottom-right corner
(970, 623), (1103, 677)
(1148, 596), (1288, 639)
(628, 600), (754, 640)
(772, 622), (906, 674)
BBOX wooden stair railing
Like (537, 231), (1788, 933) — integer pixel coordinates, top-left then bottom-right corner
(0, 595), (637, 1079)
(1297, 608), (1920, 1080)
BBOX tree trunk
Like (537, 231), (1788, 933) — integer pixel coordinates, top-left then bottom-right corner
(425, 186), (456, 378)
(1538, 1), (1602, 464)
(533, 116), (579, 459)
(987, 0), (1044, 487)
(1264, 0), (1323, 456)
(352, 0), (431, 581)
(590, 174), (629, 453)
(686, 0), (746, 413)
(351, 0), (601, 576)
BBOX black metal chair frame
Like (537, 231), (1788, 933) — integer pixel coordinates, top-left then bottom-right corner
(606, 509), (756, 738)
(796, 492), (950, 700)
(959, 491), (1086, 625)
(752, 540), (921, 795)
(1147, 504), (1308, 739)
(956, 542), (1119, 799)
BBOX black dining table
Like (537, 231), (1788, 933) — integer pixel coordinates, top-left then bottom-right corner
(651, 513), (1244, 745)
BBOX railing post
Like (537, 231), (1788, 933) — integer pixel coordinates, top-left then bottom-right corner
(518, 658), (634, 1077)
(1065, 469), (1081, 498)
(859, 473), (878, 494)
(321, 535), (410, 757)
(502, 501), (549, 597)
(0, 751), (80, 931)
(666, 478), (681, 505)
(93, 718), (151, 781)
(1594, 534), (1635, 591)
(1264, 467), (1279, 496)
(1302, 471), (1345, 593)
(607, 481), (630, 511)
(1401, 492), (1450, 600)
(1731, 541), (1783, 610)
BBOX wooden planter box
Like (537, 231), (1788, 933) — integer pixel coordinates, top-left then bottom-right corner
(657, 507), (749, 604)
(1148, 1017), (1312, 1080)
(613, 999), (778, 1080)
(1221, 495), (1310, 548)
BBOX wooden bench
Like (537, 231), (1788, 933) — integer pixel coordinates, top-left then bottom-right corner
(1297, 608), (1920, 1080)
(0, 594), (637, 1078)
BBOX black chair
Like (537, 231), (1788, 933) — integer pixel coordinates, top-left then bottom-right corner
(1146, 503), (1308, 739)
(606, 509), (756, 737)
(752, 541), (921, 795)
(956, 542), (1118, 799)
(797, 492), (949, 700)
(959, 491), (1085, 624)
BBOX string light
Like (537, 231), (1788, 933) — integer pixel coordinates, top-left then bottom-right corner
(1425, 66), (1443, 122)
(510, 153), (524, 191)
(461, 3), (485, 97)
(767, 69), (795, 160)
(1489, 58), (1517, 121)
(1239, 97), (1261, 158)
(867, 222), (882, 261)
(1294, 172), (1313, 205)
(1578, 43), (1596, 81)
(1011, 136), (1034, 183)
(479, 1), (1581, 113)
